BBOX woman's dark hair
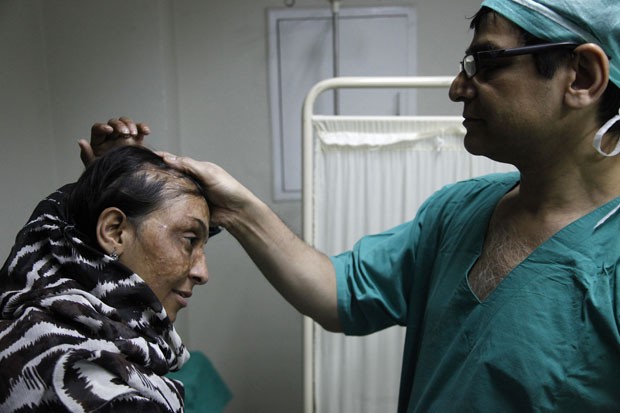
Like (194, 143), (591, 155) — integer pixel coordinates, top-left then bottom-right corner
(67, 145), (208, 245)
(470, 7), (620, 127)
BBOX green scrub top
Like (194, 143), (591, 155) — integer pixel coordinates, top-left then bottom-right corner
(331, 172), (620, 412)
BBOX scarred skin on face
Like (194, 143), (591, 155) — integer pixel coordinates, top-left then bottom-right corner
(119, 178), (211, 322)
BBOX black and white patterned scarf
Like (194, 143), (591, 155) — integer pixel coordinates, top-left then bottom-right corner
(0, 185), (189, 412)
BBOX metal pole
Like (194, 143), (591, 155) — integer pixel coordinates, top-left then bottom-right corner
(301, 76), (456, 413)
(331, 0), (341, 115)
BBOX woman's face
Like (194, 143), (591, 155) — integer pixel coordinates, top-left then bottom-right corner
(119, 190), (211, 322)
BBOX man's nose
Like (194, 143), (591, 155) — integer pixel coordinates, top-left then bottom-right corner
(449, 71), (476, 102)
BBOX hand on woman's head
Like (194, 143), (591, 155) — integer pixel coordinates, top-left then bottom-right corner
(79, 116), (151, 167)
(159, 152), (257, 229)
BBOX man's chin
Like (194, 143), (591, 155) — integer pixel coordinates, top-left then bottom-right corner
(463, 135), (485, 156)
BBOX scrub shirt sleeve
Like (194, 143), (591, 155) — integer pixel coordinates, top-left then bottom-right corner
(331, 196), (437, 336)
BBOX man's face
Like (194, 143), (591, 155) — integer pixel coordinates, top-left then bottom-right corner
(449, 13), (568, 167)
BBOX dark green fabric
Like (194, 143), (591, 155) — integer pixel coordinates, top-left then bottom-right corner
(481, 0), (620, 88)
(167, 351), (232, 413)
(333, 172), (620, 412)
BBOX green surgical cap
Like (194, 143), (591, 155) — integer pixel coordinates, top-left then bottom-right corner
(480, 0), (620, 89)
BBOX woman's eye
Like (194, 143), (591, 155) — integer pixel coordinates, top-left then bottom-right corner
(183, 235), (199, 248)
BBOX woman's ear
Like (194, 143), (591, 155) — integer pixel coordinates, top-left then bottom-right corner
(96, 207), (132, 256)
(565, 43), (609, 109)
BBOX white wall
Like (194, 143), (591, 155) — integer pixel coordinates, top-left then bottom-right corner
(0, 0), (481, 411)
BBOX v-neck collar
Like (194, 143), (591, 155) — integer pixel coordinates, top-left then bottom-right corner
(464, 177), (620, 304)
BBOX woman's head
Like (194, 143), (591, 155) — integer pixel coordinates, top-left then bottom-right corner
(69, 146), (207, 242)
(68, 145), (212, 321)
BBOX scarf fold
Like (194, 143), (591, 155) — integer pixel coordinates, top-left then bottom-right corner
(0, 185), (189, 412)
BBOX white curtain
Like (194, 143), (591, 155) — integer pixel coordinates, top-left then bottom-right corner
(311, 116), (514, 413)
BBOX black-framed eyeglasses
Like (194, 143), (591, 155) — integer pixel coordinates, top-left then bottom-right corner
(459, 42), (580, 79)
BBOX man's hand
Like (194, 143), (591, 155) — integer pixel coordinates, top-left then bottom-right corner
(158, 152), (254, 229)
(159, 151), (341, 331)
(79, 116), (151, 167)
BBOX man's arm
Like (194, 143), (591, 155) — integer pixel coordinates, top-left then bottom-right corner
(162, 154), (342, 332)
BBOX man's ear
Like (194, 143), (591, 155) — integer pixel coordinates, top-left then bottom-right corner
(96, 207), (132, 256)
(564, 43), (609, 109)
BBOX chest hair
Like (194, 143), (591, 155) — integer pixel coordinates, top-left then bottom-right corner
(467, 219), (546, 301)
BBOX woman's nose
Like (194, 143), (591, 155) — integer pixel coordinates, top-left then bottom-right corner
(449, 71), (475, 102)
(190, 250), (209, 285)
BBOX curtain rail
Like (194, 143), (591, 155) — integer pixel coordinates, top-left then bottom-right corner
(301, 75), (455, 413)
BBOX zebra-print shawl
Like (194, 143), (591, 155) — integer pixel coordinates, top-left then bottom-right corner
(0, 185), (189, 412)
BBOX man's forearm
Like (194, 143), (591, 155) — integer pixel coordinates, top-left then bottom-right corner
(226, 197), (342, 332)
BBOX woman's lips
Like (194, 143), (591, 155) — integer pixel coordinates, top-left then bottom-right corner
(173, 290), (192, 307)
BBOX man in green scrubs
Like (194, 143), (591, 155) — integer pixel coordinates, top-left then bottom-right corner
(98, 0), (620, 411)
